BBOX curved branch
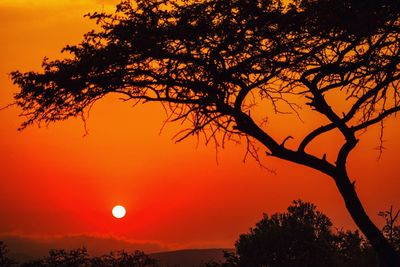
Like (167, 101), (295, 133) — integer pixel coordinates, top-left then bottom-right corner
(225, 105), (337, 177)
(298, 123), (336, 152)
(352, 105), (400, 132)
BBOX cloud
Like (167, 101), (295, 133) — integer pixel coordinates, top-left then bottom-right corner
(0, 234), (167, 262)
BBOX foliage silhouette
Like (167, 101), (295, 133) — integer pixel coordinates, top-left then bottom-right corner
(332, 230), (375, 266)
(10, 0), (400, 265)
(20, 248), (90, 267)
(19, 248), (158, 267)
(202, 201), (376, 267)
(379, 206), (400, 253)
(0, 241), (16, 267)
(91, 250), (158, 267)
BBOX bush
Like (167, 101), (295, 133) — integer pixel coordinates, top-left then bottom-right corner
(205, 200), (377, 267)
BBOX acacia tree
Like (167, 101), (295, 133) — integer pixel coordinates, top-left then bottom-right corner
(10, 0), (400, 265)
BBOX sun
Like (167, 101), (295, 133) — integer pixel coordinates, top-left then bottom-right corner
(112, 205), (126, 219)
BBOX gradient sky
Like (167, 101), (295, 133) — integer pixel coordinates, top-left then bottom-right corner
(0, 0), (399, 254)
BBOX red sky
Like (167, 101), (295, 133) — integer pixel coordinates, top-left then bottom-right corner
(0, 0), (399, 255)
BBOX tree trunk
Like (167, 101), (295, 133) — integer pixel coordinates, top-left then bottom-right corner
(334, 172), (400, 267)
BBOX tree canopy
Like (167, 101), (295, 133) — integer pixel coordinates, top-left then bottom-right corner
(11, 0), (400, 141)
(203, 200), (376, 267)
(10, 0), (400, 265)
(235, 200), (336, 266)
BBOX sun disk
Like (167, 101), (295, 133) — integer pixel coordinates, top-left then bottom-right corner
(112, 205), (126, 219)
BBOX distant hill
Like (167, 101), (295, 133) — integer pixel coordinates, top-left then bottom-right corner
(151, 248), (234, 267)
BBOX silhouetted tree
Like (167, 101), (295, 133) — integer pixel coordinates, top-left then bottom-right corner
(91, 250), (158, 267)
(235, 200), (334, 266)
(10, 0), (400, 265)
(379, 206), (400, 253)
(19, 248), (158, 267)
(201, 251), (239, 267)
(47, 248), (90, 267)
(19, 260), (46, 267)
(331, 230), (376, 267)
(19, 248), (90, 267)
(0, 241), (15, 267)
(203, 201), (376, 267)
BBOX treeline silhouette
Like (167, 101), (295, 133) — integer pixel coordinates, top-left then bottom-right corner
(0, 247), (158, 267)
(1, 201), (399, 267)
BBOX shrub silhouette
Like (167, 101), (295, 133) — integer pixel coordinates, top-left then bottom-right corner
(19, 248), (158, 267)
(379, 206), (400, 253)
(91, 250), (158, 267)
(203, 200), (376, 267)
(0, 241), (15, 267)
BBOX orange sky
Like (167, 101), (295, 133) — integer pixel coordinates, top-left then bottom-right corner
(0, 0), (399, 254)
